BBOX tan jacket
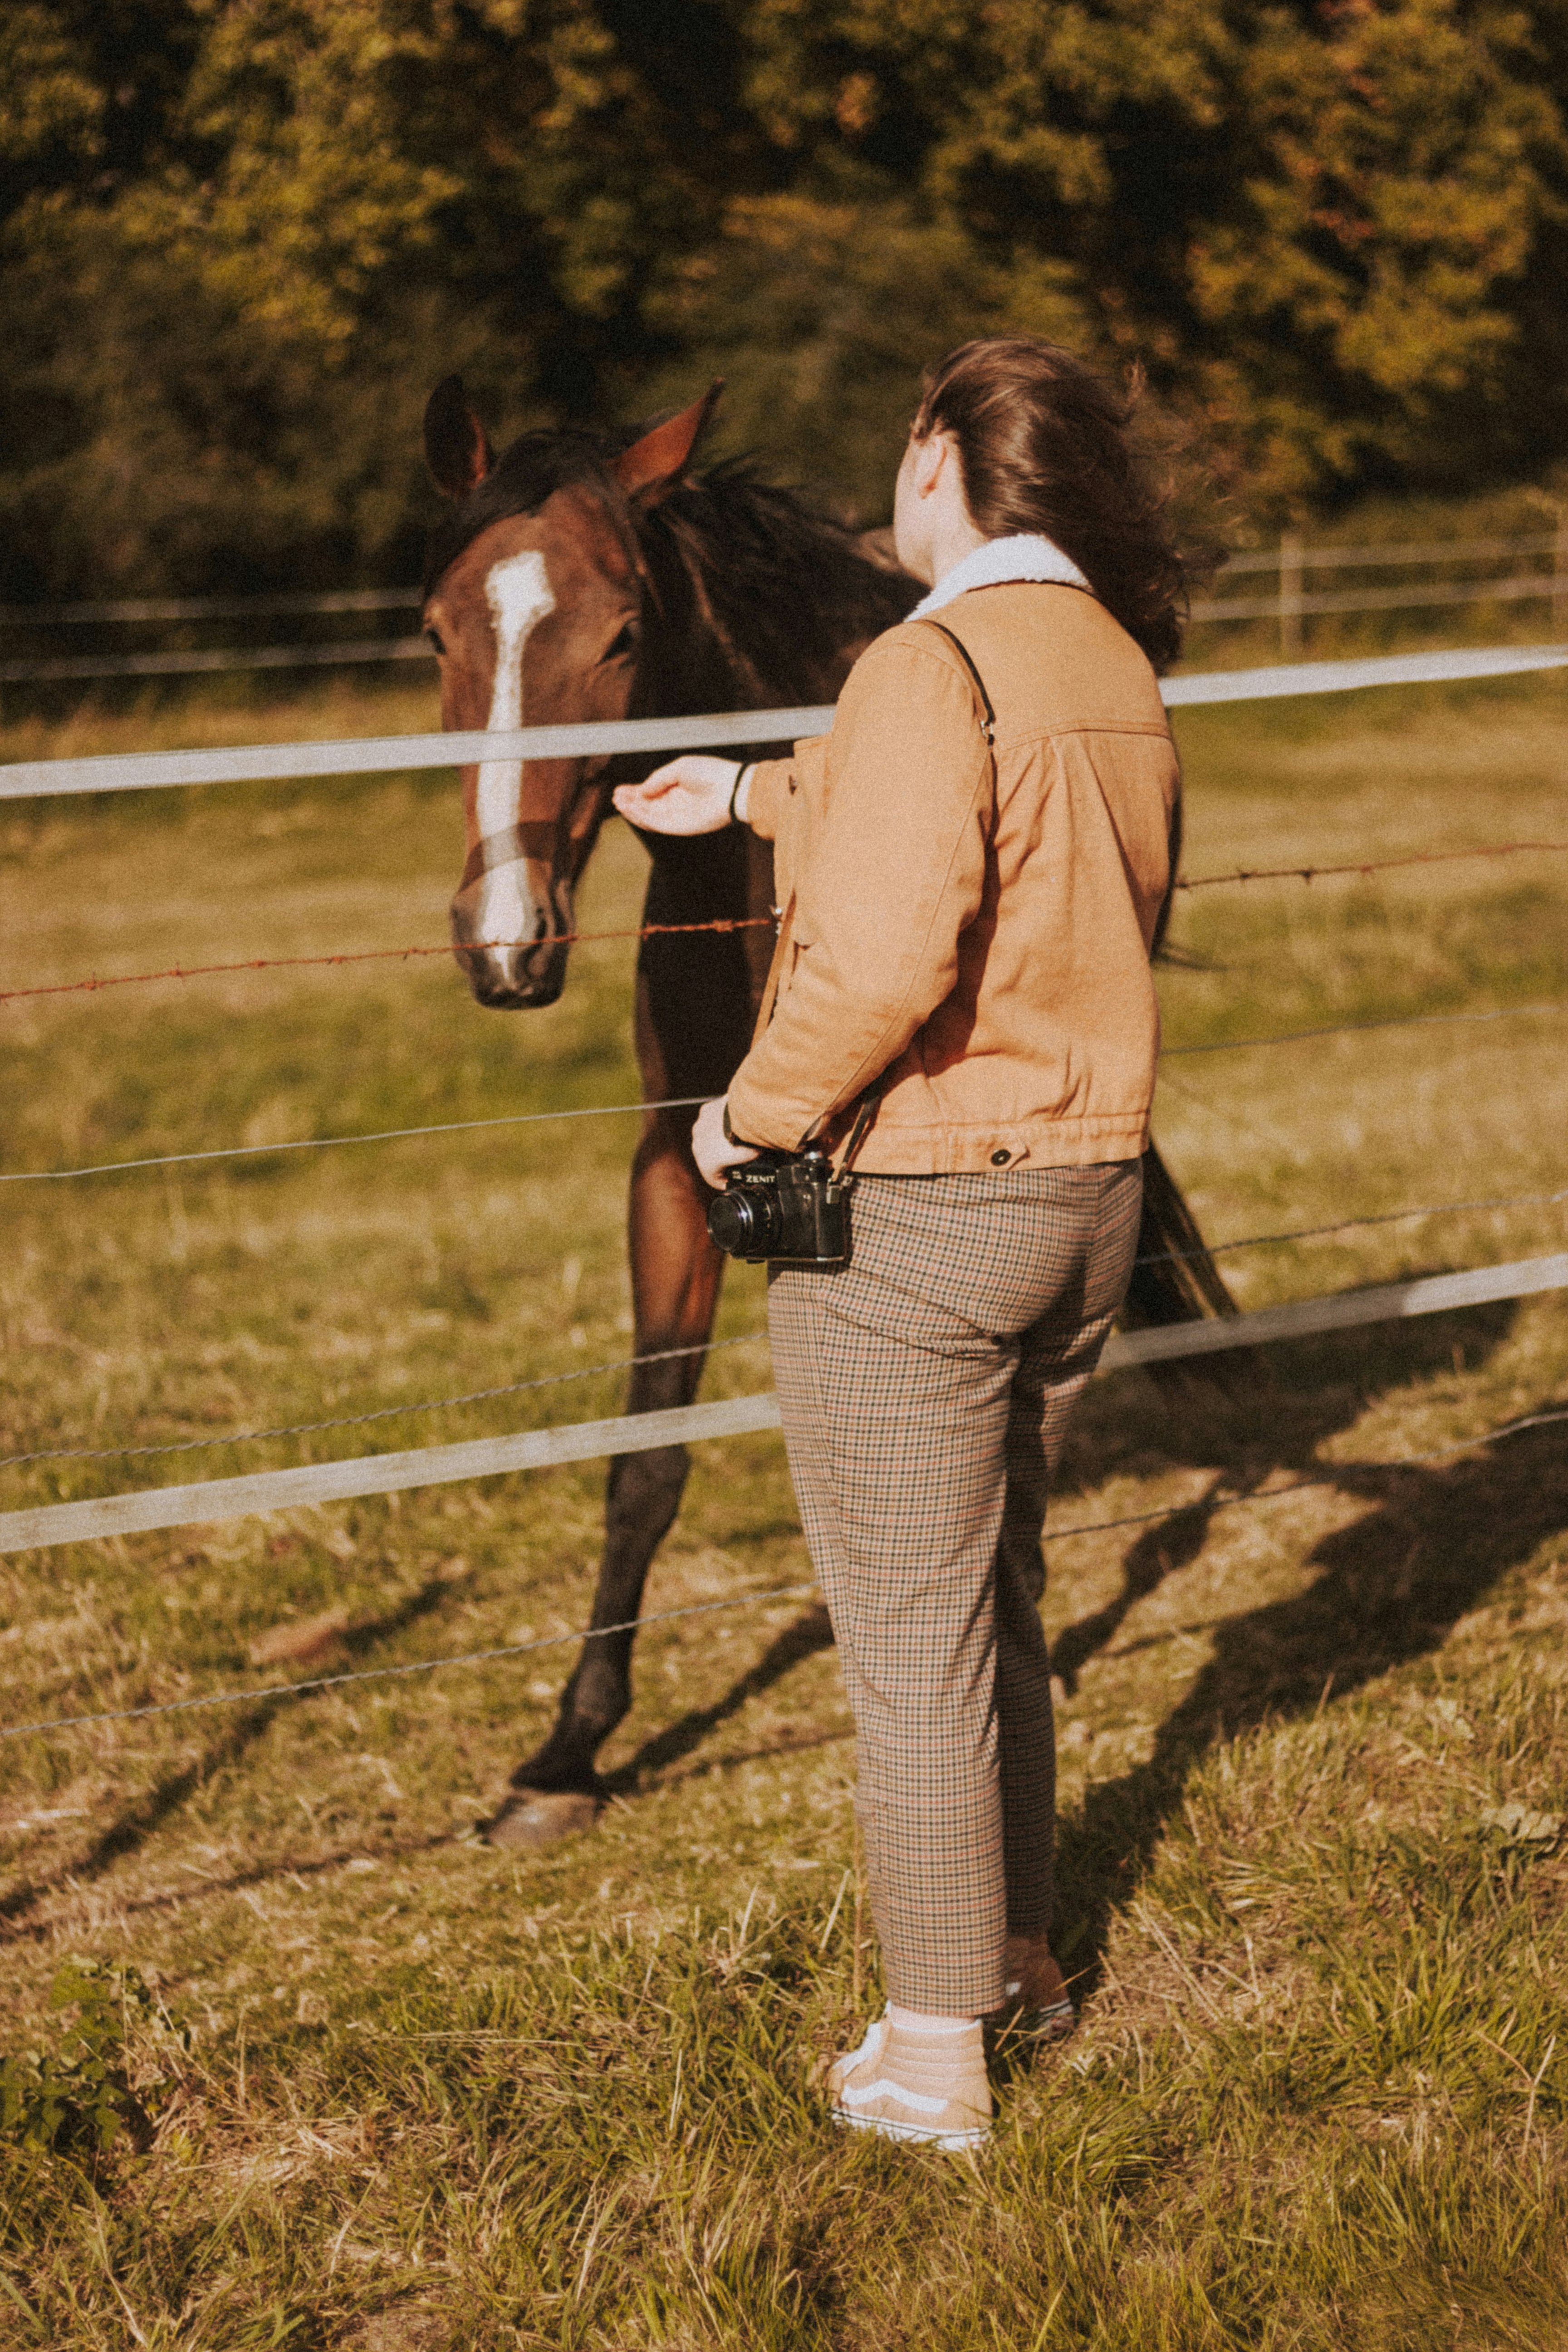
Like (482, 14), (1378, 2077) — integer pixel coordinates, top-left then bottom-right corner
(725, 581), (1178, 1173)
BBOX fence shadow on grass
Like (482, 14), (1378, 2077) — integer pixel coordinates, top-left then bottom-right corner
(1051, 1300), (1568, 1988)
(0, 1566), (472, 1938)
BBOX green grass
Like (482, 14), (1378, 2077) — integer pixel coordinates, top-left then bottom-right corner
(0, 668), (1566, 2346)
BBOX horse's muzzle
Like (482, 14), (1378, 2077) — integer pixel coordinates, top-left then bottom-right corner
(450, 878), (571, 1009)
(452, 936), (570, 1009)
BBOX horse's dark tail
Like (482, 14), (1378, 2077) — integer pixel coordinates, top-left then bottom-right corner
(1120, 1142), (1260, 1397)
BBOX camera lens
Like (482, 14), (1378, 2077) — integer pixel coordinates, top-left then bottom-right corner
(708, 1186), (783, 1257)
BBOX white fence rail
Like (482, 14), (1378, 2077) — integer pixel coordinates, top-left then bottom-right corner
(3, 644), (1565, 803)
(4, 1253), (1563, 1557)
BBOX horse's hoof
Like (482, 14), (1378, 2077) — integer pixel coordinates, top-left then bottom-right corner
(483, 1790), (600, 1850)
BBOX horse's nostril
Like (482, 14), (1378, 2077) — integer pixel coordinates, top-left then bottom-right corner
(453, 934), (569, 1010)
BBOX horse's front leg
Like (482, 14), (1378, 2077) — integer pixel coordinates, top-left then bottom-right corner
(486, 1106), (721, 1843)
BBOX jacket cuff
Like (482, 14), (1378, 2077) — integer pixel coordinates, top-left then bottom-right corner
(726, 1060), (829, 1153)
(739, 757), (790, 842)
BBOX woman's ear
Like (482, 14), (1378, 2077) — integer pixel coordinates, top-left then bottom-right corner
(911, 431), (951, 499)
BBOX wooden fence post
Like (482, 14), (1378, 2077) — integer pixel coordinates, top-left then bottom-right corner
(1279, 529), (1305, 656)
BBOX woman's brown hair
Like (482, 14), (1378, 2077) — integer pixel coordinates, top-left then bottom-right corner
(914, 338), (1195, 673)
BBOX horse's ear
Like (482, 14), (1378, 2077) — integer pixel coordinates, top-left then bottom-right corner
(612, 382), (724, 500)
(424, 375), (494, 499)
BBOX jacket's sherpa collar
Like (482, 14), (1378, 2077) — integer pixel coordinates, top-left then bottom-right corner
(910, 533), (1090, 617)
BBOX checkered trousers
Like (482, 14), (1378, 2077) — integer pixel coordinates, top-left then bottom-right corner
(767, 1160), (1142, 2015)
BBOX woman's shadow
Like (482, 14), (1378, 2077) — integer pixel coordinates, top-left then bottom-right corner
(1047, 1298), (1568, 1980)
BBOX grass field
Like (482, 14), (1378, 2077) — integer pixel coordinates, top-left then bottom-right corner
(1, 666), (1567, 2347)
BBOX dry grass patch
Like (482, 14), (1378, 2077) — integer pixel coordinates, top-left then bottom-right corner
(1, 669), (1566, 2343)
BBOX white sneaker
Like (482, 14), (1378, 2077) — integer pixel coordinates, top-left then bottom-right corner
(827, 2014), (992, 2152)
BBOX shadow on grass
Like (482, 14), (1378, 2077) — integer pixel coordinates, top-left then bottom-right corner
(591, 1301), (1559, 1942)
(603, 1603), (838, 1794)
(1052, 1299), (1523, 1690)
(625, 1720), (854, 1794)
(1052, 1301), (1568, 1987)
(0, 1568), (470, 1938)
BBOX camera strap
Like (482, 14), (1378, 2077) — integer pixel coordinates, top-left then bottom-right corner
(917, 620), (997, 744)
(835, 1071), (888, 1173)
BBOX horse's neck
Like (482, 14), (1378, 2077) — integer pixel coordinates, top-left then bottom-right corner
(634, 529), (761, 717)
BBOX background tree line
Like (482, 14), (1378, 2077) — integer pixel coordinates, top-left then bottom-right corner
(2, 0), (1565, 601)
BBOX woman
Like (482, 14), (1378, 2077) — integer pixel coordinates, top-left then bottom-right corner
(612, 338), (1187, 2152)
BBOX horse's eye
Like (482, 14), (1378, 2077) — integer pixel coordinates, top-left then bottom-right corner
(425, 624), (446, 657)
(605, 622), (638, 663)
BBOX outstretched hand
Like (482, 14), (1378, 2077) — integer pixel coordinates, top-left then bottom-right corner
(612, 755), (740, 836)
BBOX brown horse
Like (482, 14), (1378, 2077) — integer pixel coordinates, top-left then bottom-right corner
(420, 377), (1234, 1846)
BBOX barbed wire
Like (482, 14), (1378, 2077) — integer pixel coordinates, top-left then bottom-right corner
(1132, 1182), (1568, 1270)
(1160, 999), (1567, 1059)
(0, 914), (771, 1008)
(5, 838), (1565, 1013)
(5, 1001), (1564, 1189)
(0, 1093), (710, 1186)
(0, 1331), (771, 1469)
(1171, 840), (1568, 892)
(7, 1406), (1564, 1747)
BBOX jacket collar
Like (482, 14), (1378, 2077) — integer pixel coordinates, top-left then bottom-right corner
(909, 533), (1091, 617)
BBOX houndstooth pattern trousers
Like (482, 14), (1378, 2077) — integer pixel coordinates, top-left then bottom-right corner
(767, 1161), (1143, 2015)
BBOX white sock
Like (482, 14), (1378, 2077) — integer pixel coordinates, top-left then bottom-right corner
(887, 2003), (976, 2035)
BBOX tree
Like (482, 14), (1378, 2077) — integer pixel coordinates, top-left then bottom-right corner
(1, 0), (1564, 598)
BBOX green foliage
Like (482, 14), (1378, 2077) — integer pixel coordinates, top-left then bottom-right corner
(0, 1960), (181, 2157)
(1, 0), (1567, 597)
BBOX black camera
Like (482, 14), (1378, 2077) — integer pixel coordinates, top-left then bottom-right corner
(707, 1149), (852, 1265)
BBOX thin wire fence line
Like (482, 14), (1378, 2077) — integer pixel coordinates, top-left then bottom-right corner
(1160, 999), (1568, 1058)
(5, 644), (1566, 804)
(13, 582), (1567, 679)
(0, 641), (431, 686)
(0, 913), (772, 1009)
(1132, 1183), (1568, 1270)
(0, 589), (424, 625)
(8, 1406), (1563, 1747)
(1037, 1407), (1568, 1544)
(5, 996), (1564, 1189)
(0, 1586), (824, 1743)
(1218, 534), (1561, 576)
(5, 844), (1566, 1018)
(0, 537), (1555, 619)
(8, 1182), (1566, 1472)
(0, 1095), (710, 1186)
(0, 1332), (770, 1469)
(1191, 573), (1568, 625)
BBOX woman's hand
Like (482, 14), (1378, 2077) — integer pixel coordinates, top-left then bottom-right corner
(692, 1097), (759, 1190)
(612, 755), (741, 835)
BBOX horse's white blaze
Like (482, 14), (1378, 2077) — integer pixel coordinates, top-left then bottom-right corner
(474, 549), (556, 947)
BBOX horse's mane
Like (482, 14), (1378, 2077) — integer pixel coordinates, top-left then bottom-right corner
(650, 461), (920, 694)
(424, 422), (920, 700)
